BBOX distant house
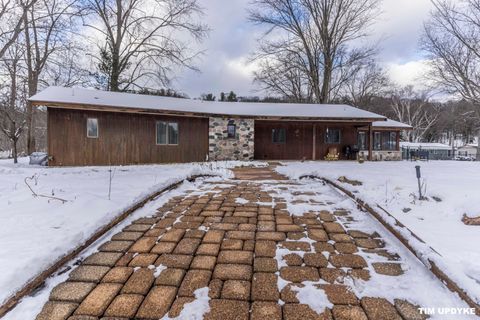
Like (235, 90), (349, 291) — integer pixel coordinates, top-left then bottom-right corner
(457, 144), (478, 159)
(29, 87), (411, 166)
(400, 142), (454, 160)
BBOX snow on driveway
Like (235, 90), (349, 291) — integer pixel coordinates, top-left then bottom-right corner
(0, 158), (264, 305)
(276, 160), (480, 305)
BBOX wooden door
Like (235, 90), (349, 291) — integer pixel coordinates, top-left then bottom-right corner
(254, 121), (313, 160)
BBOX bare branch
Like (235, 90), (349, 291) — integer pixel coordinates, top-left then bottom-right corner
(422, 0), (480, 158)
(249, 0), (382, 103)
(83, 0), (209, 91)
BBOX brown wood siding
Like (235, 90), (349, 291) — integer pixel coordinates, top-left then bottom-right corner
(254, 121), (369, 160)
(254, 121), (314, 160)
(48, 108), (208, 166)
(314, 124), (359, 160)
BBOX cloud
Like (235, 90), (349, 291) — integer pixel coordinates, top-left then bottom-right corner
(373, 0), (433, 63)
(176, 0), (435, 98)
(386, 59), (431, 88)
(175, 0), (262, 98)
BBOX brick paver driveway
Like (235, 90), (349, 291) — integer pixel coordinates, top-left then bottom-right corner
(36, 166), (430, 320)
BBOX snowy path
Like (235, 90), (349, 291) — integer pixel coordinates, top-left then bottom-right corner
(276, 160), (480, 306)
(10, 166), (474, 320)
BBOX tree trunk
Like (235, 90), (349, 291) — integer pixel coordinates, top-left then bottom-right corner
(26, 73), (38, 154)
(477, 129), (480, 161)
(24, 11), (37, 155)
(109, 52), (120, 91)
(26, 101), (35, 153)
(308, 61), (321, 103)
(13, 136), (18, 164)
(320, 58), (333, 104)
(109, 1), (123, 92)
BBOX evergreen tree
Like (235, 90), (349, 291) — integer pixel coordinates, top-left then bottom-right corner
(201, 93), (216, 101)
(227, 91), (238, 102)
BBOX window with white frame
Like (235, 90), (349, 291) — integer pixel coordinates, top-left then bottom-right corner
(87, 118), (98, 138)
(156, 121), (179, 145)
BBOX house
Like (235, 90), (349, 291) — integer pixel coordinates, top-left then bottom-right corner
(457, 144), (478, 159)
(29, 87), (411, 166)
(400, 142), (454, 160)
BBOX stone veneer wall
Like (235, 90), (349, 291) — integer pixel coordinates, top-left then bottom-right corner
(358, 150), (402, 161)
(208, 117), (254, 161)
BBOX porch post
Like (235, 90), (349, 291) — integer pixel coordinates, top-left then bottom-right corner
(312, 124), (316, 160)
(396, 131), (400, 151)
(368, 125), (373, 161)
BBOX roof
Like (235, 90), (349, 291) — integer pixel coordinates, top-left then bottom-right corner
(458, 144), (478, 149)
(372, 119), (412, 129)
(29, 86), (387, 121)
(400, 142), (452, 150)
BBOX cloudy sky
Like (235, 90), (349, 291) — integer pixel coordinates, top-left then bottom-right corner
(176, 0), (434, 98)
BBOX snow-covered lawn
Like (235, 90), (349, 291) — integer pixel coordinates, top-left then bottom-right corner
(276, 160), (480, 305)
(0, 158), (261, 306)
(3, 178), (214, 319)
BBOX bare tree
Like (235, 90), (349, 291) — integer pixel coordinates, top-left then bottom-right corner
(422, 0), (480, 159)
(83, 0), (208, 92)
(340, 59), (390, 109)
(0, 0), (37, 60)
(0, 44), (27, 163)
(253, 48), (313, 102)
(389, 86), (440, 142)
(249, 0), (382, 103)
(427, 100), (479, 147)
(22, 0), (80, 154)
(45, 42), (91, 87)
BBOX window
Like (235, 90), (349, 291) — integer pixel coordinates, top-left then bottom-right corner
(272, 128), (286, 143)
(168, 122), (179, 144)
(382, 132), (397, 150)
(156, 121), (179, 145)
(87, 118), (98, 138)
(227, 121), (236, 139)
(325, 128), (341, 144)
(373, 131), (397, 150)
(374, 132), (381, 150)
(357, 132), (367, 150)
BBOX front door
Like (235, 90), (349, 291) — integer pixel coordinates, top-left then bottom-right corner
(254, 121), (313, 160)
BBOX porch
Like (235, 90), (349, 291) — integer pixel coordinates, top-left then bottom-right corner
(253, 121), (401, 161)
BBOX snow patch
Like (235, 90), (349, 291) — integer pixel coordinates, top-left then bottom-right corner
(153, 264), (167, 278)
(235, 197), (249, 204)
(161, 287), (210, 320)
(198, 225), (209, 232)
(292, 282), (333, 314)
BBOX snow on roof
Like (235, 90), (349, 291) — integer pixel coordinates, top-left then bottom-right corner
(400, 142), (452, 150)
(29, 86), (387, 120)
(458, 144), (478, 149)
(372, 118), (412, 129)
